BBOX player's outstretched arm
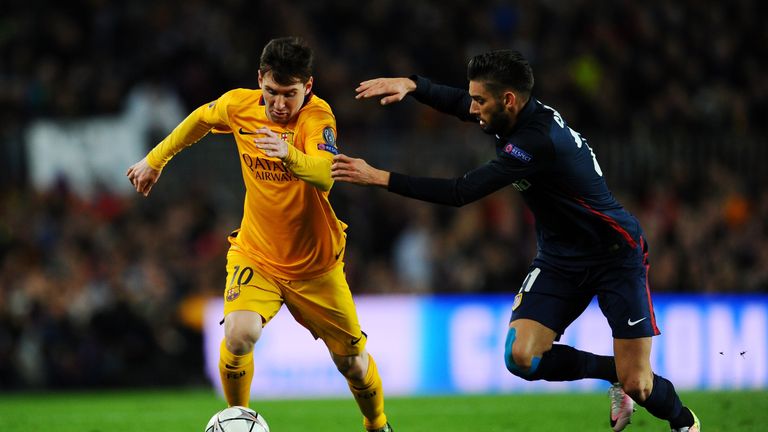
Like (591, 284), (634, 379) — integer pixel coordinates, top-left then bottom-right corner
(359, 76), (475, 123)
(331, 154), (390, 188)
(126, 157), (162, 197)
(355, 77), (416, 106)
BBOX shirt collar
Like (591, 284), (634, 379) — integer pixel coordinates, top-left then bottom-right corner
(496, 97), (536, 140)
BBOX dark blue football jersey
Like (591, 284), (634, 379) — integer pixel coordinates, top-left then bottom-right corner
(388, 76), (643, 263)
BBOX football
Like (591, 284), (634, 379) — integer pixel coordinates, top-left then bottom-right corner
(205, 406), (270, 432)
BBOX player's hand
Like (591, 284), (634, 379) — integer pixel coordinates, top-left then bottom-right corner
(331, 154), (390, 187)
(253, 127), (289, 159)
(355, 77), (416, 105)
(126, 157), (161, 197)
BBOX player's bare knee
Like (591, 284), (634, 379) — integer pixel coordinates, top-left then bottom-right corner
(510, 344), (534, 369)
(333, 354), (366, 381)
(224, 312), (263, 355)
(225, 335), (253, 355)
(621, 377), (653, 402)
(225, 326), (262, 355)
(504, 327), (541, 380)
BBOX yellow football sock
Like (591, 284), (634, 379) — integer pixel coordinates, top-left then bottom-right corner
(218, 339), (254, 407)
(348, 354), (387, 430)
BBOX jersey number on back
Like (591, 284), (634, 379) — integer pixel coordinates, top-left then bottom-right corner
(543, 103), (603, 177)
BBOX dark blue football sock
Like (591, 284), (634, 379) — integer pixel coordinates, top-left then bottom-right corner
(636, 374), (693, 429)
(527, 344), (618, 382)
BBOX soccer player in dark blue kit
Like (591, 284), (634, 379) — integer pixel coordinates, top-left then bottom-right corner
(331, 49), (700, 432)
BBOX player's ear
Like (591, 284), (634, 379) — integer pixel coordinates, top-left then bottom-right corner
(503, 91), (516, 110)
(304, 76), (314, 95)
(258, 69), (264, 88)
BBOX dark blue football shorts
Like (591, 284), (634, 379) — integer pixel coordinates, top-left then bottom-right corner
(510, 237), (660, 339)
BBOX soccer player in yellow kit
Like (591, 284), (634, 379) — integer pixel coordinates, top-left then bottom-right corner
(126, 37), (391, 432)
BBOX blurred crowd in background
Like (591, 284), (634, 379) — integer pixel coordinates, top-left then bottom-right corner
(1, 0), (767, 389)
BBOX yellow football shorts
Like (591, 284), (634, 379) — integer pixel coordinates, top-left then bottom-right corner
(223, 248), (366, 356)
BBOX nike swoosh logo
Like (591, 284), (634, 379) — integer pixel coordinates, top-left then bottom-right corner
(627, 317), (647, 326)
(238, 127), (258, 135)
(351, 334), (363, 345)
(335, 247), (344, 260)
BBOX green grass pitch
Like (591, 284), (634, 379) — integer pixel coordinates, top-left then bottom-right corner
(0, 388), (765, 431)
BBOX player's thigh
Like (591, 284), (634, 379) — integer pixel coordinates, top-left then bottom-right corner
(511, 262), (593, 339)
(223, 248), (283, 325)
(283, 265), (365, 356)
(595, 238), (660, 339)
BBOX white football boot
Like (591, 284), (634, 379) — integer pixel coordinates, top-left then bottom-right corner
(671, 410), (701, 432)
(609, 383), (635, 431)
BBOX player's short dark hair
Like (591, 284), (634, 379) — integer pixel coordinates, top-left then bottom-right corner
(467, 50), (534, 97)
(259, 37), (314, 85)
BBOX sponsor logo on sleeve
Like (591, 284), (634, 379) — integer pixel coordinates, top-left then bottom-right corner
(317, 143), (339, 155)
(318, 127), (339, 154)
(504, 143), (532, 163)
(322, 127), (336, 146)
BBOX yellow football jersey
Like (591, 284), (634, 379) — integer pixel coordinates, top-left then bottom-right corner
(147, 89), (347, 279)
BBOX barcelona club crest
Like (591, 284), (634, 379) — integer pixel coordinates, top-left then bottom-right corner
(512, 293), (523, 311)
(226, 286), (241, 302)
(280, 131), (295, 145)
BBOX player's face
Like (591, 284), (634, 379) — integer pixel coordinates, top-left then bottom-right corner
(468, 80), (514, 136)
(258, 70), (313, 125)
